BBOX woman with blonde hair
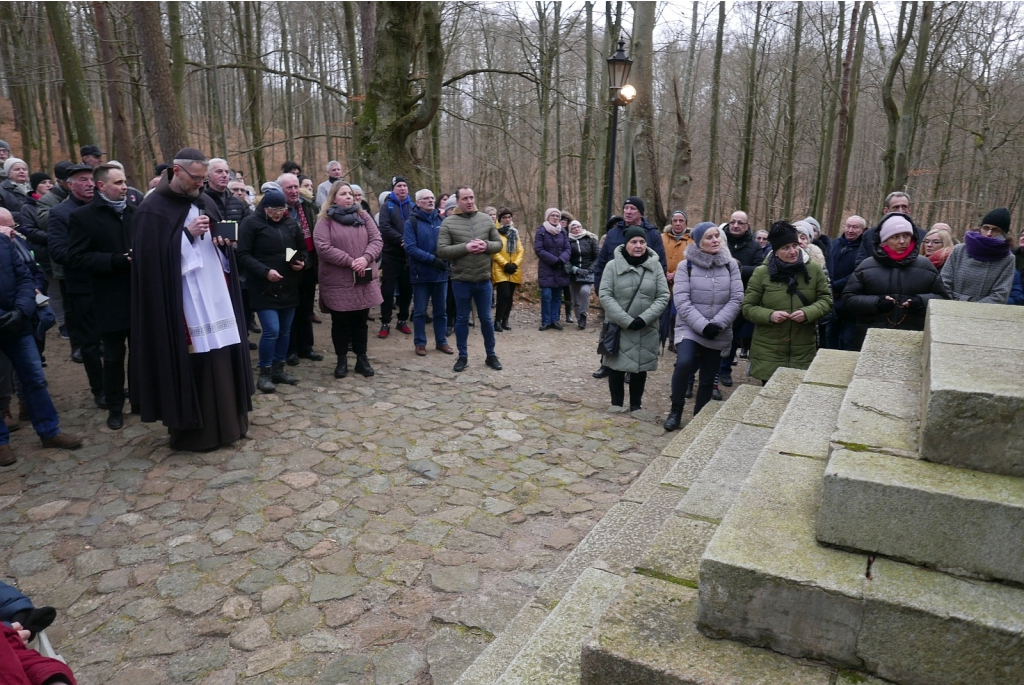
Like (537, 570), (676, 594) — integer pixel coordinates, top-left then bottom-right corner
(314, 181), (383, 378)
(920, 225), (954, 270)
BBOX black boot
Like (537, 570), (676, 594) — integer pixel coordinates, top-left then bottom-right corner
(354, 354), (375, 377)
(272, 361), (299, 385)
(663, 404), (684, 431)
(334, 355), (348, 378)
(578, 313), (587, 330)
(565, 304), (574, 324)
(257, 367), (276, 393)
(684, 379), (694, 399)
(501, 319), (511, 331)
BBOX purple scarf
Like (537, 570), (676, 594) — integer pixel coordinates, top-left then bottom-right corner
(964, 230), (1011, 262)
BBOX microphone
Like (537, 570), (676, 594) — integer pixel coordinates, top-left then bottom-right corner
(194, 196), (207, 239)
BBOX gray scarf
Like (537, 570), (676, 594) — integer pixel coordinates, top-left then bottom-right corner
(99, 190), (126, 215)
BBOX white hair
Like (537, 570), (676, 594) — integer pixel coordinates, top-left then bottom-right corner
(209, 158), (229, 168)
(415, 188), (435, 201)
(106, 160), (124, 171)
(326, 160), (341, 170)
(846, 215), (867, 228)
(277, 173), (298, 186)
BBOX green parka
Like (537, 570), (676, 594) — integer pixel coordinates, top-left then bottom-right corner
(598, 246), (670, 373)
(742, 260), (832, 381)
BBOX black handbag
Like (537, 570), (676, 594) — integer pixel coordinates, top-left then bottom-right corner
(597, 270), (646, 357)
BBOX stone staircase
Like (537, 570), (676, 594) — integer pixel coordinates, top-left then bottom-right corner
(455, 300), (1024, 684)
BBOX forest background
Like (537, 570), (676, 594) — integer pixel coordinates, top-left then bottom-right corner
(1, 1), (1022, 241)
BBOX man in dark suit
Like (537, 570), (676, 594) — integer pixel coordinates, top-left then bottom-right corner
(67, 164), (134, 429)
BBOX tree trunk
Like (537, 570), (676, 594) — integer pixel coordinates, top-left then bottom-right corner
(534, 2), (554, 223)
(702, 2), (726, 221)
(133, 2), (188, 162)
(826, 2), (860, 238)
(893, 1), (932, 191)
(880, 2), (916, 191)
(781, 2), (803, 218)
(278, 3), (295, 163)
(201, 3), (228, 158)
(835, 1), (870, 232)
(667, 79), (693, 213)
(630, 0), (665, 228)
(579, 2), (594, 229)
(597, 1), (623, 230)
(356, 2), (443, 189)
(92, 2), (141, 186)
(359, 2), (376, 95)
(681, 2), (699, 118)
(342, 1), (363, 179)
(810, 3), (845, 221)
(738, 2), (763, 211)
(45, 3), (98, 149)
(554, 3), (564, 211)
(237, 1), (265, 183)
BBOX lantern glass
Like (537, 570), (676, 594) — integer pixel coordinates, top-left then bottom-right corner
(607, 39), (633, 91)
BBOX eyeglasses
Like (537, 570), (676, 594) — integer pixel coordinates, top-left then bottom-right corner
(177, 166), (208, 184)
(978, 225), (1005, 237)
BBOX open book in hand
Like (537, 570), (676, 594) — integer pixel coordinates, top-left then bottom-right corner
(286, 248), (298, 263)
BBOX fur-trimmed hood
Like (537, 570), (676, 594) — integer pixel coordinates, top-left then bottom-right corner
(684, 242), (734, 270)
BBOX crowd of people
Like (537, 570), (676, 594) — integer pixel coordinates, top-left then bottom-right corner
(0, 138), (1020, 468)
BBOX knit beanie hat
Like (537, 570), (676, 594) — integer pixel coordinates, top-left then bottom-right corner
(793, 220), (814, 242)
(623, 225), (646, 243)
(349, 184), (363, 195)
(606, 215), (623, 233)
(29, 172), (51, 192)
(624, 196), (645, 216)
(690, 221), (717, 245)
(768, 221), (800, 252)
(3, 157), (26, 175)
(879, 214), (914, 242)
(804, 216), (822, 236)
(444, 196), (457, 213)
(391, 175), (408, 189)
(981, 207), (1011, 233)
(0, 140), (9, 152)
(261, 188), (287, 208)
(260, 181), (283, 194)
(545, 207), (561, 223)
(672, 209), (688, 222)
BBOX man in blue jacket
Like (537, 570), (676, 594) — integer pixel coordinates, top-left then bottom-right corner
(377, 176), (415, 338)
(404, 189), (452, 356)
(0, 208), (81, 466)
(592, 196), (666, 379)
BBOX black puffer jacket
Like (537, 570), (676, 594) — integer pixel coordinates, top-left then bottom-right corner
(204, 187), (252, 223)
(0, 180), (28, 215)
(15, 197), (49, 276)
(726, 229), (764, 284)
(236, 206), (308, 311)
(842, 230), (948, 345)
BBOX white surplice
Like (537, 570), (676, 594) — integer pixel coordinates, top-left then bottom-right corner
(180, 204), (241, 353)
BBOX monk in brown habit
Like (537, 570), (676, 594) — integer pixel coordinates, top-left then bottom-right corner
(130, 148), (253, 451)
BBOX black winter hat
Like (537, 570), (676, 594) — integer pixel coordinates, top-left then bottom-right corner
(624, 196), (645, 216)
(605, 215), (623, 233)
(981, 207), (1011, 233)
(261, 188), (287, 208)
(173, 148), (207, 162)
(391, 175), (408, 189)
(29, 172), (51, 192)
(53, 161), (73, 181)
(768, 221), (800, 252)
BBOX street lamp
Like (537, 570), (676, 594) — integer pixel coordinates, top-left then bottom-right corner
(606, 38), (635, 223)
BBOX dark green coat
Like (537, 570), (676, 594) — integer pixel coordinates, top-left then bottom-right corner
(742, 261), (832, 381)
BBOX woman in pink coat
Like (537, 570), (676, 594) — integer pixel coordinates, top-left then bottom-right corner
(314, 181), (383, 379)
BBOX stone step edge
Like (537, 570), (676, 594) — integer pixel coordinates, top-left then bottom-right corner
(818, 448), (1024, 585)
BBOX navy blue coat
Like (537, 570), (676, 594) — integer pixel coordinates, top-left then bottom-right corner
(0, 581), (33, 622)
(535, 227), (571, 289)
(403, 206), (448, 284)
(0, 234), (38, 339)
(593, 218), (667, 293)
(378, 192), (414, 263)
(1009, 270), (1024, 305)
(827, 235), (864, 314)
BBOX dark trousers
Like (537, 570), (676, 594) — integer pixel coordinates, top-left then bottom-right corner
(241, 285), (254, 327)
(64, 292), (103, 395)
(447, 281), (458, 328)
(379, 259), (412, 325)
(495, 281), (517, 324)
(288, 268), (318, 355)
(331, 309), (369, 357)
(825, 312), (858, 351)
(608, 370), (647, 408)
(101, 328), (129, 411)
(671, 339), (721, 415)
(720, 314), (747, 373)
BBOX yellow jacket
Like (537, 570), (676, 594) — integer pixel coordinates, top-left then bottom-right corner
(492, 227), (525, 284)
(662, 228), (692, 290)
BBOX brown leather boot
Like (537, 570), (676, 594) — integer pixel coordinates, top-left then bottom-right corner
(2, 408), (19, 432)
(0, 445), (15, 466)
(41, 432), (83, 450)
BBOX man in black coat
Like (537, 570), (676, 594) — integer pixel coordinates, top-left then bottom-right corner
(66, 164), (135, 430)
(278, 173), (323, 364)
(377, 176), (415, 338)
(131, 148), (253, 451)
(825, 215), (866, 350)
(48, 164), (103, 396)
(855, 192), (926, 265)
(719, 210), (763, 386)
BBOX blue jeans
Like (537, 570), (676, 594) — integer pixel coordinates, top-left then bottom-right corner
(412, 281), (448, 347)
(451, 280), (495, 358)
(256, 308), (296, 367)
(540, 287), (562, 325)
(0, 334), (59, 445)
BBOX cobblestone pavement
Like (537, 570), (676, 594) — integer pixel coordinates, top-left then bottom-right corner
(0, 302), (751, 684)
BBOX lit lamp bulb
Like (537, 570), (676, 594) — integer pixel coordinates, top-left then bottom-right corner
(619, 84), (637, 104)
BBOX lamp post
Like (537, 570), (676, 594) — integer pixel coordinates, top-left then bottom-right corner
(605, 38), (635, 223)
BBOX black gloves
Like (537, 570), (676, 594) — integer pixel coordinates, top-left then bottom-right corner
(702, 323), (723, 339)
(877, 296), (895, 313)
(432, 258), (447, 272)
(111, 253), (130, 271)
(905, 295), (925, 312)
(0, 310), (23, 333)
(628, 317), (646, 331)
(503, 263), (518, 274)
(554, 260), (563, 269)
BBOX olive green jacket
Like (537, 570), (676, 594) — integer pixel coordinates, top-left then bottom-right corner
(436, 208), (502, 282)
(742, 261), (832, 381)
(598, 247), (670, 373)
